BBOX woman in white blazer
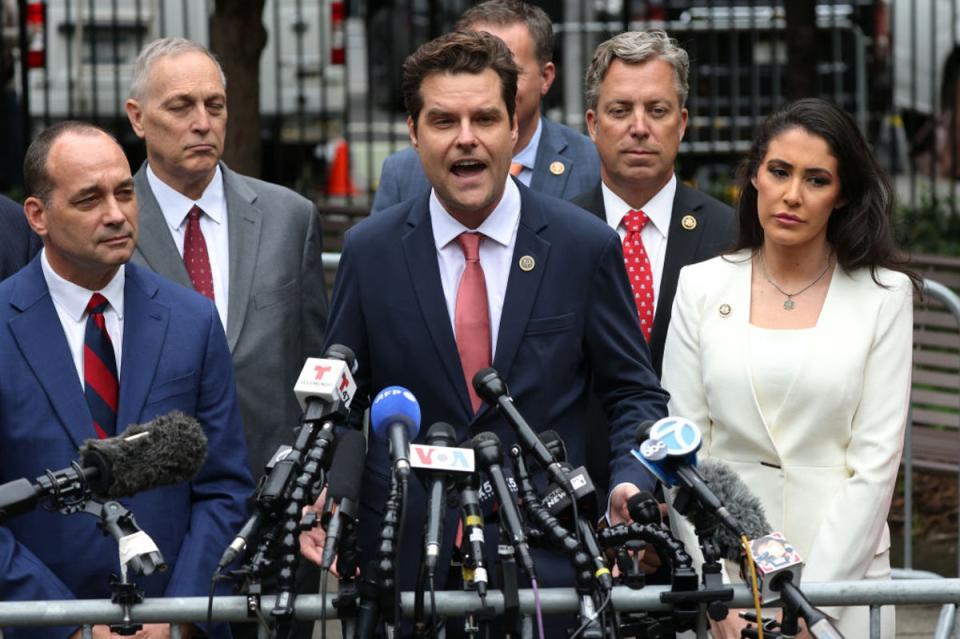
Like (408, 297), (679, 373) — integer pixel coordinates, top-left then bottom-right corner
(662, 99), (919, 639)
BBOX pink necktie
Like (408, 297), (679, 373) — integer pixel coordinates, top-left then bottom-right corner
(622, 209), (654, 341)
(455, 233), (491, 413)
(509, 163), (524, 177)
(183, 205), (215, 300)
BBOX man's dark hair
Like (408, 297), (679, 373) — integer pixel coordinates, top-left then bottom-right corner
(23, 121), (116, 204)
(455, 0), (554, 65)
(402, 31), (519, 129)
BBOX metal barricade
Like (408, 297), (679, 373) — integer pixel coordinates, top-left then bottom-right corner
(0, 581), (958, 638)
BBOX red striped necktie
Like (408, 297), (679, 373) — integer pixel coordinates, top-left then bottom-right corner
(84, 293), (118, 439)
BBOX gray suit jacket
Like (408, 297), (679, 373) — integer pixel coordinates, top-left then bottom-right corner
(371, 115), (600, 211)
(132, 163), (329, 477)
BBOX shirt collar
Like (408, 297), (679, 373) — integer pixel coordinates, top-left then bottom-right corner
(430, 177), (521, 250)
(146, 163), (226, 230)
(511, 117), (543, 171)
(601, 174), (677, 237)
(41, 248), (126, 322)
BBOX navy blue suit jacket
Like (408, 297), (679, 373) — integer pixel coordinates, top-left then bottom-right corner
(324, 182), (667, 589)
(0, 259), (253, 639)
(0, 195), (40, 282)
(371, 116), (600, 211)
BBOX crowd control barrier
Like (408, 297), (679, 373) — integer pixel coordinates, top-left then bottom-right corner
(0, 580), (958, 639)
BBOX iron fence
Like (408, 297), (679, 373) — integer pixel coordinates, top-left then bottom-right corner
(2, 0), (882, 206)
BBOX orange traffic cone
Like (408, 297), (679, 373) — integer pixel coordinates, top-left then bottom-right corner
(326, 139), (358, 197)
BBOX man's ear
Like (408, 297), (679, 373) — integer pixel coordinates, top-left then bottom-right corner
(540, 61), (557, 96)
(585, 109), (598, 141)
(23, 197), (49, 238)
(125, 99), (146, 139)
(407, 116), (418, 149)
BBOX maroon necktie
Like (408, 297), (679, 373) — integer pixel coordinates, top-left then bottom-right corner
(183, 205), (215, 300)
(454, 233), (491, 413)
(84, 293), (118, 439)
(622, 209), (654, 341)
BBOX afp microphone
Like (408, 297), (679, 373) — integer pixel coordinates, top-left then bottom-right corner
(409, 422), (476, 578)
(0, 411), (207, 521)
(370, 386), (421, 478)
(319, 430), (367, 571)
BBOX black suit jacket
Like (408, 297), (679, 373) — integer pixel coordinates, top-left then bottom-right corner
(571, 181), (736, 375)
(572, 181), (735, 496)
(0, 195), (41, 282)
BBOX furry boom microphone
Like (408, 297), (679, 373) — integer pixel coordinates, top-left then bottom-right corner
(80, 411), (208, 498)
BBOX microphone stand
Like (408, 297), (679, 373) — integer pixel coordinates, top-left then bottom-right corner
(271, 426), (336, 638)
(357, 469), (406, 639)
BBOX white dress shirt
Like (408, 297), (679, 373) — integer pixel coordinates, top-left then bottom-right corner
(41, 249), (125, 386)
(430, 178), (521, 357)
(146, 164), (230, 328)
(510, 117), (543, 187)
(600, 174), (676, 313)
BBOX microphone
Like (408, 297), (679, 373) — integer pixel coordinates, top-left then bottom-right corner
(472, 368), (572, 491)
(627, 490), (662, 526)
(455, 467), (488, 598)
(632, 416), (743, 537)
(319, 430), (367, 571)
(679, 460), (844, 638)
(0, 411), (208, 521)
(370, 386), (421, 478)
(409, 422), (475, 577)
(293, 345), (358, 423)
(470, 432), (537, 580)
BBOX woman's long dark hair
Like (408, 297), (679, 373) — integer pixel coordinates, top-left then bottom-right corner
(731, 97), (919, 289)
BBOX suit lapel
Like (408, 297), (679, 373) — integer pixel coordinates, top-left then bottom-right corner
(489, 188), (550, 417)
(8, 261), (97, 448)
(116, 265), (169, 431)
(529, 118), (571, 198)
(132, 165), (193, 289)
(573, 183), (606, 222)
(401, 197), (473, 417)
(222, 164), (263, 350)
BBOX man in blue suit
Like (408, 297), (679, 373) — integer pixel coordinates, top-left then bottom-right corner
(371, 0), (599, 211)
(0, 121), (253, 639)
(301, 30), (666, 634)
(0, 194), (41, 281)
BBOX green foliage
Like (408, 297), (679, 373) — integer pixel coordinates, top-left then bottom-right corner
(897, 194), (960, 256)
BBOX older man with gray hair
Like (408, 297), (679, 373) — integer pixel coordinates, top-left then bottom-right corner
(572, 31), (735, 500)
(124, 37), (328, 639)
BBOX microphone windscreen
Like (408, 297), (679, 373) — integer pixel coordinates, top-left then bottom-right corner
(425, 422), (457, 447)
(80, 411), (208, 499)
(692, 459), (772, 560)
(370, 386), (421, 438)
(633, 419), (659, 443)
(627, 490), (662, 525)
(325, 344), (358, 374)
(471, 368), (506, 402)
(538, 430), (567, 463)
(326, 430), (366, 502)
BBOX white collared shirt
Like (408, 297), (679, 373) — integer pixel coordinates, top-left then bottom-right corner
(600, 175), (677, 313)
(41, 249), (125, 386)
(510, 117), (543, 187)
(430, 178), (522, 357)
(146, 164), (230, 328)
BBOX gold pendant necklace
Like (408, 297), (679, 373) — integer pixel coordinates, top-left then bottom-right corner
(759, 252), (833, 311)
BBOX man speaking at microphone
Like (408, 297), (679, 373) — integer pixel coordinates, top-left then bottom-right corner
(0, 122), (253, 639)
(301, 30), (667, 627)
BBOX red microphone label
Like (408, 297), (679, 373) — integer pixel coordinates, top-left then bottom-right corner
(409, 444), (476, 473)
